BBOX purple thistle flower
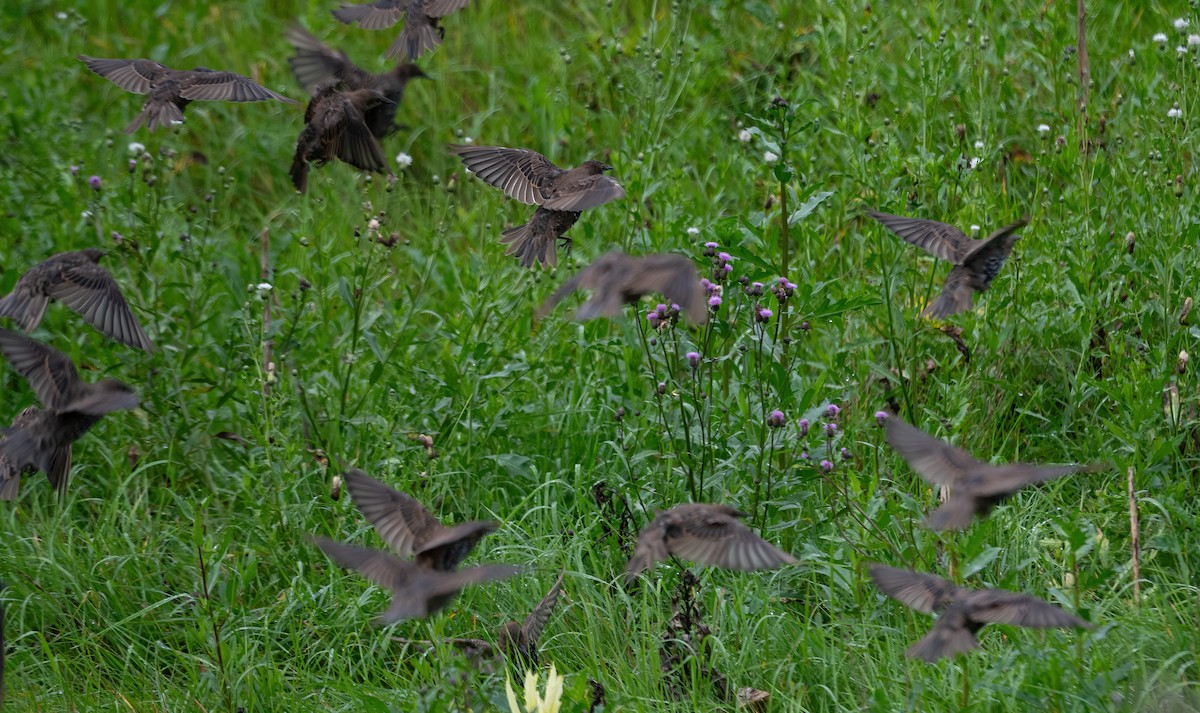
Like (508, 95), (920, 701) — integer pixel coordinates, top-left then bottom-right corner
(798, 418), (810, 438)
(875, 411), (889, 426)
(826, 404), (841, 419)
(88, 175), (102, 191)
(647, 311), (660, 325)
(841, 447), (852, 460)
(767, 409), (786, 428)
(722, 263), (733, 274)
(801, 450), (810, 460)
(657, 382), (667, 395)
(128, 159), (137, 173)
(825, 422), (838, 436)
(820, 459), (834, 472)
(704, 241), (719, 249)
(686, 351), (701, 368)
(69, 164), (81, 175)
(747, 281), (764, 296)
(708, 295), (722, 311)
(717, 252), (732, 262)
(703, 242), (718, 257)
(755, 307), (773, 324)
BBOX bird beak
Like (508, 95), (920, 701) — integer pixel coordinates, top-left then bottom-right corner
(600, 163), (613, 171)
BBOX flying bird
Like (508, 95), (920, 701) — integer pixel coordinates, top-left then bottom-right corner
(625, 503), (796, 584)
(342, 468), (497, 571)
(450, 144), (625, 269)
(498, 568), (565, 667)
(885, 416), (1101, 530)
(536, 251), (707, 325)
(331, 0), (471, 61)
(0, 329), (139, 495)
(311, 536), (518, 624)
(0, 248), (154, 352)
(78, 56), (296, 133)
(0, 406), (43, 500)
(868, 564), (1090, 662)
(290, 82), (391, 193)
(867, 210), (1029, 319)
(284, 23), (428, 139)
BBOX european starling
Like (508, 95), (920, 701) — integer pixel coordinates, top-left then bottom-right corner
(342, 468), (497, 570)
(536, 251), (707, 325)
(284, 23), (428, 139)
(311, 536), (518, 624)
(0, 406), (42, 500)
(331, 0), (471, 61)
(0, 248), (154, 352)
(624, 503), (797, 584)
(450, 145), (625, 269)
(0, 329), (139, 495)
(885, 416), (1101, 530)
(498, 568), (565, 667)
(867, 210), (1030, 318)
(868, 564), (1090, 662)
(78, 56), (296, 133)
(290, 82), (391, 193)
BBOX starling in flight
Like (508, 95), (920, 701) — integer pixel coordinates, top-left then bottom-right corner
(332, 0), (471, 61)
(0, 329), (139, 495)
(885, 416), (1101, 530)
(869, 563), (1090, 662)
(342, 468), (498, 571)
(78, 56), (296, 133)
(311, 536), (519, 624)
(867, 210), (1029, 319)
(290, 83), (391, 193)
(0, 249), (154, 353)
(497, 568), (565, 668)
(625, 503), (796, 584)
(536, 251), (707, 325)
(285, 23), (428, 139)
(450, 145), (625, 269)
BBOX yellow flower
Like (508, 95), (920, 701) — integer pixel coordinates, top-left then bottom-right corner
(505, 663), (565, 713)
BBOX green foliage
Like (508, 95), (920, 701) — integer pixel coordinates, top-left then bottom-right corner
(1, 0), (1198, 710)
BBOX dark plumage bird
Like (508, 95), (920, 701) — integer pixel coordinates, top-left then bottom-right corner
(885, 416), (1101, 530)
(536, 251), (707, 325)
(78, 56), (296, 133)
(0, 249), (154, 352)
(290, 83), (391, 193)
(284, 23), (428, 139)
(869, 564), (1090, 662)
(624, 503), (797, 584)
(312, 536), (518, 624)
(498, 569), (565, 667)
(342, 468), (497, 571)
(867, 210), (1030, 319)
(332, 0), (471, 61)
(1, 406), (43, 500)
(450, 145), (625, 269)
(0, 329), (139, 496)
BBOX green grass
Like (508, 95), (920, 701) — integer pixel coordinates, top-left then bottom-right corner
(1, 0), (1199, 709)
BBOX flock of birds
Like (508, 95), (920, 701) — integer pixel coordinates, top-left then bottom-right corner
(0, 0), (1110, 703)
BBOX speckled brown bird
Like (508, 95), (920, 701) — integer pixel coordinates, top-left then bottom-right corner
(332, 0), (470, 61)
(0, 249), (154, 352)
(0, 406), (43, 500)
(885, 416), (1101, 530)
(624, 504), (796, 584)
(498, 568), (565, 667)
(78, 56), (296, 133)
(0, 329), (139, 495)
(869, 564), (1090, 662)
(342, 468), (497, 571)
(285, 23), (427, 139)
(536, 251), (707, 324)
(867, 210), (1029, 319)
(450, 144), (625, 269)
(290, 83), (391, 193)
(312, 536), (518, 624)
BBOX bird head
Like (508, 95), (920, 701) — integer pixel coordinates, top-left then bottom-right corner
(80, 248), (107, 263)
(581, 159), (613, 173)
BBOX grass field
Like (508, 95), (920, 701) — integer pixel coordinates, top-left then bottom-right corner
(1, 0), (1199, 710)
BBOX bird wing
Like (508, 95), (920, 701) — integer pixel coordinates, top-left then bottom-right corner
(77, 56), (166, 94)
(450, 145), (562, 205)
(666, 506), (797, 571)
(969, 464), (1085, 497)
(521, 568), (565, 644)
(868, 563), (960, 614)
(179, 71), (296, 103)
(961, 216), (1030, 264)
(46, 259), (154, 352)
(541, 174), (626, 212)
(332, 0), (410, 29)
(921, 264), (974, 319)
(961, 589), (1090, 629)
(534, 252), (624, 319)
(343, 468), (443, 557)
(377, 563), (520, 622)
(867, 211), (968, 263)
(885, 417), (985, 487)
(923, 497), (981, 531)
(624, 518), (670, 582)
(285, 24), (356, 94)
(311, 536), (412, 593)
(414, 520), (498, 568)
(905, 612), (980, 662)
(330, 100), (388, 173)
(621, 253), (707, 325)
(0, 329), (82, 411)
(421, 0), (470, 17)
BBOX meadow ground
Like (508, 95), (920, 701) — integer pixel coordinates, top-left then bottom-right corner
(1, 0), (1199, 710)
